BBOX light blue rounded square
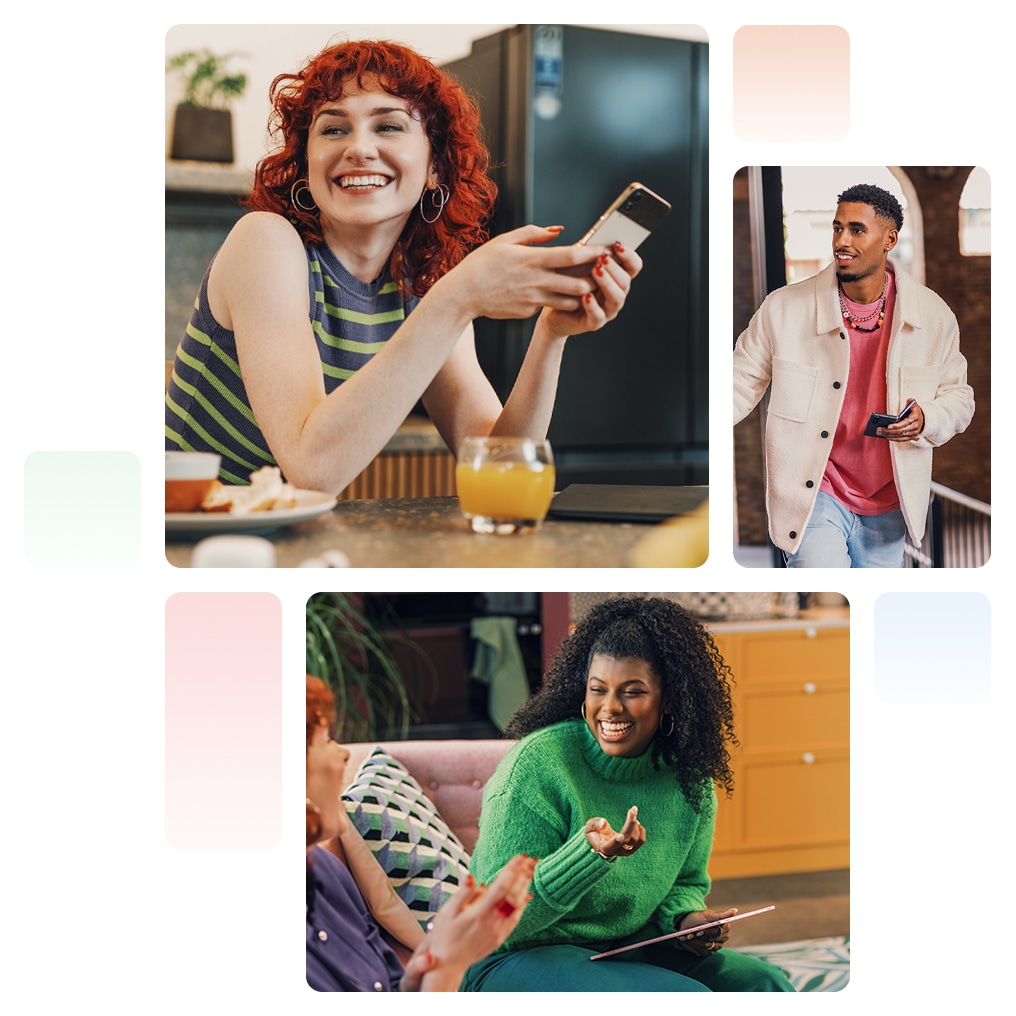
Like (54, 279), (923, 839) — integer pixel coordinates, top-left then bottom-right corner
(875, 593), (989, 703)
(24, 452), (141, 567)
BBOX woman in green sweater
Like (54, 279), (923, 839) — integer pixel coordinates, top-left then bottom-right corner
(463, 597), (794, 992)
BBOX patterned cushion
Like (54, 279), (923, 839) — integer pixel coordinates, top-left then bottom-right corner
(342, 748), (472, 929)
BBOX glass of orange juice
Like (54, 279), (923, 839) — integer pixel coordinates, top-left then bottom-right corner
(456, 437), (555, 534)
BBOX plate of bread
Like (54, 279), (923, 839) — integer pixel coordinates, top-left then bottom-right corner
(166, 464), (336, 535)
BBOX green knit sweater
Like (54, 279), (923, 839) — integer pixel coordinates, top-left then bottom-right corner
(470, 719), (715, 951)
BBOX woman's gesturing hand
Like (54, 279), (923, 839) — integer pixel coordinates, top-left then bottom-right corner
(675, 908), (738, 957)
(585, 805), (646, 859)
(402, 854), (537, 991)
(540, 241), (643, 339)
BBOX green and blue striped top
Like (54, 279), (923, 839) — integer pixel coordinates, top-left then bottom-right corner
(165, 241), (418, 486)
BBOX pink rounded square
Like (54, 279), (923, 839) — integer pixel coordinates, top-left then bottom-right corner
(734, 26), (849, 141)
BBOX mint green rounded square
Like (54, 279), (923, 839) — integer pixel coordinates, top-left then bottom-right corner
(24, 452), (141, 567)
(875, 593), (989, 703)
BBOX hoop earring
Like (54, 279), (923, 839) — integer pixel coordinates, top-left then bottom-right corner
(291, 178), (317, 212)
(581, 702), (587, 720)
(419, 182), (449, 224)
(659, 713), (675, 738)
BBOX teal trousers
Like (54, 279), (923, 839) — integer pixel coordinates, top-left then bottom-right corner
(461, 938), (795, 992)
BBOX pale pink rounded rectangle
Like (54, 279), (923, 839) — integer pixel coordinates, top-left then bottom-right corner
(734, 26), (850, 141)
(165, 592), (282, 848)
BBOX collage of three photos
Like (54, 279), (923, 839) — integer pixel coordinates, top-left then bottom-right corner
(163, 23), (990, 993)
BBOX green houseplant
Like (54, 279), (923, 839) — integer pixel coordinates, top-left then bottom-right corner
(306, 593), (428, 742)
(166, 49), (247, 163)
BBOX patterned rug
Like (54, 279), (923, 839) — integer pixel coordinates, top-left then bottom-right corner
(731, 936), (850, 992)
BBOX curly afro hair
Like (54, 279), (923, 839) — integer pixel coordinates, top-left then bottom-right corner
(836, 183), (904, 232)
(506, 597), (737, 811)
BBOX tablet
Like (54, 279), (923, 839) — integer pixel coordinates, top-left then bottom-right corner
(547, 484), (708, 524)
(590, 905), (776, 960)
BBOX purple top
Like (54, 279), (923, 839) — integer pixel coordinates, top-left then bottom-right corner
(306, 845), (406, 992)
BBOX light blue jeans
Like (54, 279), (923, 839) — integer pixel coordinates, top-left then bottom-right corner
(785, 491), (906, 568)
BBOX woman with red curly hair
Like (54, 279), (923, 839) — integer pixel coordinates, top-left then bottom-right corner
(167, 39), (641, 493)
(306, 676), (535, 991)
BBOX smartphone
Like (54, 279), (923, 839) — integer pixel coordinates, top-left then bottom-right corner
(559, 182), (671, 274)
(864, 398), (916, 438)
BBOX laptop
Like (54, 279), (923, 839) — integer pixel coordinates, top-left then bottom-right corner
(547, 484), (709, 524)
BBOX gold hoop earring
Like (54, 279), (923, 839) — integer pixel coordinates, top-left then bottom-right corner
(291, 178), (317, 212)
(419, 182), (449, 224)
(581, 702), (587, 720)
(659, 713), (675, 737)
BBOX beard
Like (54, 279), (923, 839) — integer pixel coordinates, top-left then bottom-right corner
(835, 260), (879, 285)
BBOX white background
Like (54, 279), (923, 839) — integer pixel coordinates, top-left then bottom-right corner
(7, 4), (1007, 1010)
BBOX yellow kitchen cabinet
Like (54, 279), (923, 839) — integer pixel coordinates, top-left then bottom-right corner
(708, 614), (849, 878)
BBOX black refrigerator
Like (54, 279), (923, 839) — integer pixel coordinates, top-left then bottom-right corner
(445, 25), (708, 486)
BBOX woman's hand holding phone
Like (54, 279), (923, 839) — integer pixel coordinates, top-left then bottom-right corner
(441, 225), (603, 322)
(540, 242), (642, 338)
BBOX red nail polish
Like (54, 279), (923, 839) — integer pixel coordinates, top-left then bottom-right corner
(614, 242), (625, 252)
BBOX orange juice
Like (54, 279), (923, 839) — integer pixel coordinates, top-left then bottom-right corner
(456, 461), (556, 521)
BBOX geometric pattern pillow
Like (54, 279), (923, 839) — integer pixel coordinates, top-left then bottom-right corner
(342, 748), (472, 930)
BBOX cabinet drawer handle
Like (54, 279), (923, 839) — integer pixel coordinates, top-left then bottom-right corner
(802, 752), (816, 764)
(803, 682), (817, 694)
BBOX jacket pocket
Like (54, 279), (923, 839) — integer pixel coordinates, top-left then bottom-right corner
(898, 363), (942, 405)
(769, 358), (818, 423)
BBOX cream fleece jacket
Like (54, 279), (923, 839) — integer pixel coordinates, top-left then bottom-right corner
(733, 262), (974, 552)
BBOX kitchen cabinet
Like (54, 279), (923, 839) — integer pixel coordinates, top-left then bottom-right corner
(708, 612), (849, 878)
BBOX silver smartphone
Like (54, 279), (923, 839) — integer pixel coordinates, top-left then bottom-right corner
(560, 182), (671, 274)
(577, 182), (672, 249)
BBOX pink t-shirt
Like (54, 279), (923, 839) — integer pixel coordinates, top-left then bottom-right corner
(820, 272), (900, 515)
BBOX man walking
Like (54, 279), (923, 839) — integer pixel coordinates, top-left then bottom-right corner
(733, 183), (974, 567)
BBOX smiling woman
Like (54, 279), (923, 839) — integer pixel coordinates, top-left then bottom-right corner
(165, 39), (642, 496)
(463, 597), (795, 992)
(305, 675), (538, 992)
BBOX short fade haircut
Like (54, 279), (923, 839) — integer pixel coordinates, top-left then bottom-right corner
(837, 183), (904, 231)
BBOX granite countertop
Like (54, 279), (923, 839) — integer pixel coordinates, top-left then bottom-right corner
(706, 607), (850, 633)
(165, 494), (704, 568)
(383, 416), (447, 454)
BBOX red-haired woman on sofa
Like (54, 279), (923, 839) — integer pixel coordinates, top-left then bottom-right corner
(166, 39), (641, 494)
(306, 675), (534, 991)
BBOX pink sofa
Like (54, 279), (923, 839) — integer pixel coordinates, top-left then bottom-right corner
(344, 740), (513, 854)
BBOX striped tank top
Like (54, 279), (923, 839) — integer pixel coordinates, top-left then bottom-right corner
(165, 242), (419, 485)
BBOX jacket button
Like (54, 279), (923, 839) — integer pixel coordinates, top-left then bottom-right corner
(821, 430), (829, 438)
(833, 381), (841, 389)
(789, 531), (797, 539)
(806, 480), (814, 488)
(839, 331), (846, 339)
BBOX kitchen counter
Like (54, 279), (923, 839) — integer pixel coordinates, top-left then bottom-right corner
(707, 607), (850, 634)
(165, 492), (709, 568)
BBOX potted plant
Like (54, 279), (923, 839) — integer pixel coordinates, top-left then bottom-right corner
(306, 593), (430, 742)
(166, 49), (247, 163)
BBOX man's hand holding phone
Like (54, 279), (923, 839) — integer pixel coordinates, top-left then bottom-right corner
(878, 397), (924, 441)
